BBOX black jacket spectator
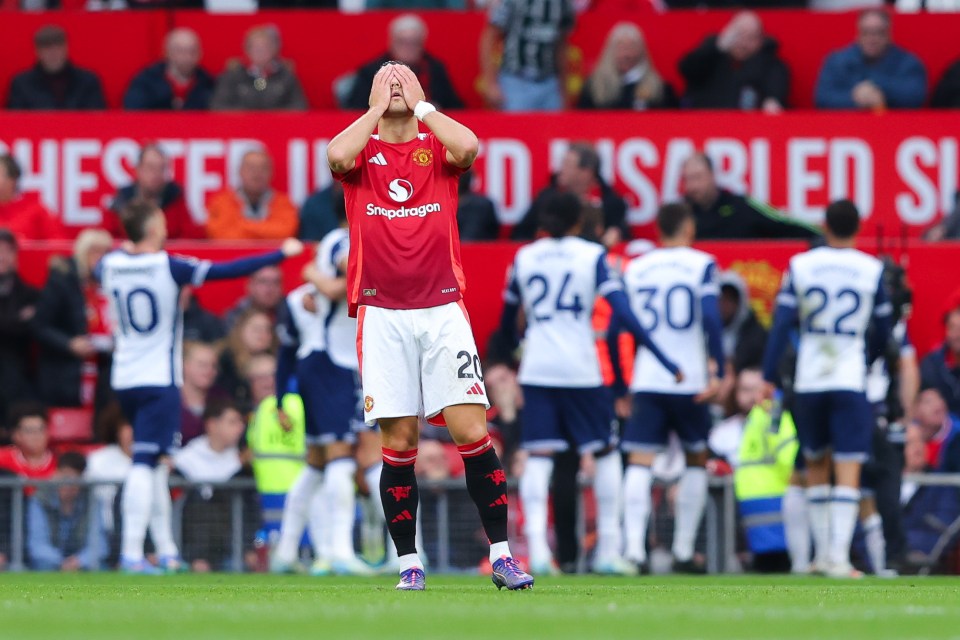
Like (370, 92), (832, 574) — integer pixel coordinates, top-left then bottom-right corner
(183, 294), (226, 344)
(0, 267), (39, 423)
(511, 177), (628, 243)
(679, 35), (789, 109)
(7, 63), (106, 110)
(689, 190), (818, 241)
(931, 59), (960, 109)
(344, 53), (463, 111)
(123, 62), (215, 111)
(719, 272), (768, 373)
(457, 172), (500, 242)
(31, 258), (111, 409)
(920, 346), (960, 417)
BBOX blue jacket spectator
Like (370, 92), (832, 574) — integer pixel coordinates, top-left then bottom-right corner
(815, 10), (926, 110)
(124, 29), (212, 111)
(919, 308), (960, 417)
(27, 452), (108, 571)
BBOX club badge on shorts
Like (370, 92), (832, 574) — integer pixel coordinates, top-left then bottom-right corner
(412, 148), (433, 167)
(364, 396), (375, 413)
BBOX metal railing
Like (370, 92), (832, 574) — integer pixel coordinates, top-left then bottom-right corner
(1, 474), (957, 574)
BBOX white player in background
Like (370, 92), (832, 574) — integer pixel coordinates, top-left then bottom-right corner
(96, 199), (302, 574)
(762, 199), (892, 579)
(615, 202), (725, 574)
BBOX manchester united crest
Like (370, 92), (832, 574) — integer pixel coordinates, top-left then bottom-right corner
(412, 148), (433, 167)
(364, 396), (375, 412)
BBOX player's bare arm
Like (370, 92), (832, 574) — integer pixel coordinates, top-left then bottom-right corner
(302, 262), (347, 301)
(327, 66), (393, 174)
(395, 65), (479, 168)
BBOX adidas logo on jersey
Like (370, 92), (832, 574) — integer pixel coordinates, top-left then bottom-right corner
(488, 494), (508, 508)
(368, 152), (388, 166)
(465, 383), (485, 396)
(391, 510), (413, 523)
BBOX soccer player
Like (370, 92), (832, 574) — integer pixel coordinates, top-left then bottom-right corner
(500, 192), (682, 576)
(617, 202), (725, 574)
(272, 225), (378, 576)
(762, 199), (892, 578)
(326, 62), (531, 591)
(97, 199), (303, 574)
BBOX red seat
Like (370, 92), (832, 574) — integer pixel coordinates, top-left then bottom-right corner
(47, 407), (94, 443)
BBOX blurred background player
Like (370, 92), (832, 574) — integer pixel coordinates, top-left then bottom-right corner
(96, 199), (303, 574)
(272, 221), (376, 577)
(616, 202), (725, 574)
(501, 192), (681, 577)
(762, 199), (892, 579)
(327, 62), (530, 591)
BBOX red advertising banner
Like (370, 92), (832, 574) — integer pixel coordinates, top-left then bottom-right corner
(1, 112), (956, 239)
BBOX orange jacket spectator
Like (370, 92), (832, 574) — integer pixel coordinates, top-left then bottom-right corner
(205, 189), (298, 240)
(206, 149), (298, 240)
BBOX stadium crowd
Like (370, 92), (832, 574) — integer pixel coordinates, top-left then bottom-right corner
(0, 3), (959, 577)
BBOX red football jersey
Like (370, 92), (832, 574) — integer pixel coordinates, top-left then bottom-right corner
(335, 132), (467, 316)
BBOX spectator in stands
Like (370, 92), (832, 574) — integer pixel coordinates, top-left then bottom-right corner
(216, 310), (276, 414)
(181, 341), (228, 446)
(85, 403), (133, 566)
(343, 15), (463, 111)
(27, 452), (108, 571)
(931, 58), (960, 108)
(210, 25), (307, 111)
(31, 230), (114, 410)
(206, 150), (298, 241)
(681, 153), (820, 240)
(244, 353), (279, 414)
(0, 155), (62, 242)
(104, 144), (204, 240)
(124, 28), (214, 111)
(578, 23), (676, 111)
(174, 399), (259, 572)
(911, 389), (960, 473)
(180, 288), (226, 344)
(920, 307), (960, 416)
(224, 266), (285, 330)
(298, 182), (343, 243)
(6, 26), (105, 111)
(815, 9), (927, 110)
(719, 270), (768, 374)
(0, 403), (56, 482)
(708, 368), (765, 469)
(0, 230), (39, 423)
(678, 12), (788, 111)
(457, 171), (500, 242)
(479, 0), (574, 111)
(511, 143), (628, 247)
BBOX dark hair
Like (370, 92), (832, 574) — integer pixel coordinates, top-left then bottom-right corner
(57, 451), (87, 475)
(539, 192), (582, 238)
(458, 170), (473, 196)
(332, 181), (346, 224)
(8, 401), (47, 431)
(34, 25), (66, 48)
(0, 154), (21, 183)
(94, 402), (129, 445)
(120, 198), (161, 243)
(0, 228), (17, 251)
(657, 201), (694, 238)
(824, 199), (861, 239)
(567, 143), (600, 176)
(203, 397), (242, 423)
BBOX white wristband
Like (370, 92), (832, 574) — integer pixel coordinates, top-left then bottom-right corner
(414, 100), (437, 122)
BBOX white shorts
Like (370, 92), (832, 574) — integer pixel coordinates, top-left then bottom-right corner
(357, 301), (490, 426)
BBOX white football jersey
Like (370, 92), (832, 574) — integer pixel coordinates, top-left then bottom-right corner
(781, 247), (888, 393)
(623, 246), (717, 394)
(315, 228), (357, 370)
(505, 236), (620, 388)
(98, 250), (211, 389)
(279, 284), (327, 359)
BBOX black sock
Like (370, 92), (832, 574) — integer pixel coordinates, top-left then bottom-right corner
(459, 435), (509, 544)
(380, 447), (419, 556)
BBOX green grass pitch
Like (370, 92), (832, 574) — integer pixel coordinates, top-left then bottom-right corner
(1, 573), (959, 640)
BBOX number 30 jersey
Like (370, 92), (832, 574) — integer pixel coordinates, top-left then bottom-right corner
(622, 246), (718, 394)
(504, 236), (620, 388)
(98, 250), (211, 390)
(779, 247), (888, 393)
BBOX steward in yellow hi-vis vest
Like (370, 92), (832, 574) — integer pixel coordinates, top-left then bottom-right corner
(735, 401), (798, 557)
(247, 393), (306, 529)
